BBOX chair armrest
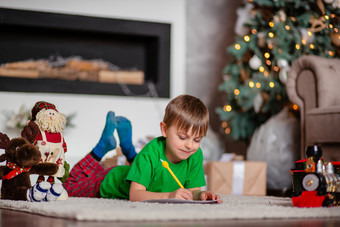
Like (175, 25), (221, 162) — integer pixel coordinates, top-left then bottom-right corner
(287, 55), (340, 111)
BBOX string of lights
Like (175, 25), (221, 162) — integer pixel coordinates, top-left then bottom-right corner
(216, 0), (340, 142)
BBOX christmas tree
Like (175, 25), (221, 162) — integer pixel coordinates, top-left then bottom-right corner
(216, 0), (340, 143)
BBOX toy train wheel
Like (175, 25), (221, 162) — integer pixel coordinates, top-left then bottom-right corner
(302, 174), (319, 191)
(322, 198), (336, 207)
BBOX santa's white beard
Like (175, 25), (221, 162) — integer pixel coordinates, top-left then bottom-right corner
(36, 110), (66, 133)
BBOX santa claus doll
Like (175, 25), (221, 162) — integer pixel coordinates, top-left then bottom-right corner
(22, 101), (67, 184)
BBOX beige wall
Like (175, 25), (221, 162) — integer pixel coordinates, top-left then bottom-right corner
(186, 0), (247, 156)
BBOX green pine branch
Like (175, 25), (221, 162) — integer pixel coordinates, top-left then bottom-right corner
(216, 0), (340, 142)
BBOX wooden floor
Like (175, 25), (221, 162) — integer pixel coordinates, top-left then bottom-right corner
(1, 208), (340, 227)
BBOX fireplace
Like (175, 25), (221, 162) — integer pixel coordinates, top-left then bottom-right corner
(0, 8), (171, 97)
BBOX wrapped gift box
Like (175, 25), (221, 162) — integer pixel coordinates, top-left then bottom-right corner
(205, 161), (267, 196)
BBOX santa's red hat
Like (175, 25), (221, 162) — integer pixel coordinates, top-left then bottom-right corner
(31, 101), (58, 121)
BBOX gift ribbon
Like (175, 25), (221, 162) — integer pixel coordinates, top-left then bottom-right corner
(232, 161), (245, 195)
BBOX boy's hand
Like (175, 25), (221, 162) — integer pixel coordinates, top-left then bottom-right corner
(200, 191), (223, 203)
(169, 188), (193, 200)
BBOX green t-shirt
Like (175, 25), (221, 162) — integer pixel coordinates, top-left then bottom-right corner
(100, 136), (206, 199)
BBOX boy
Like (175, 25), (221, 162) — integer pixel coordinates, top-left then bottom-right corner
(63, 94), (221, 202)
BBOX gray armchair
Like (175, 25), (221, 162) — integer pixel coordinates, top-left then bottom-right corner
(286, 55), (340, 161)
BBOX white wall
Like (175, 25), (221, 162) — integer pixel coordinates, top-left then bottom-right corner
(0, 0), (186, 167)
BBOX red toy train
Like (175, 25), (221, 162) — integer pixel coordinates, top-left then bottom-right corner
(290, 145), (340, 207)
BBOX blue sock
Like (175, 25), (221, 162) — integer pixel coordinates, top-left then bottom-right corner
(116, 116), (137, 162)
(93, 111), (117, 160)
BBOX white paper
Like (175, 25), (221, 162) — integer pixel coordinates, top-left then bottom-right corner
(142, 198), (222, 204)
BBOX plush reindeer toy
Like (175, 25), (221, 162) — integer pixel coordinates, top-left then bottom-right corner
(0, 132), (63, 201)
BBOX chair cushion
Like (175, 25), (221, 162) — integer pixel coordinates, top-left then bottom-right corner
(309, 58), (340, 108)
(306, 105), (340, 143)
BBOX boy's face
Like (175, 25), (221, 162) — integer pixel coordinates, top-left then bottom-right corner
(160, 122), (202, 164)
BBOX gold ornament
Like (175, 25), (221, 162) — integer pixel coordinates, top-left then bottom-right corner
(243, 49), (254, 63)
(257, 32), (266, 48)
(261, 90), (270, 103)
(330, 32), (340, 47)
(309, 16), (327, 33)
(316, 0), (325, 15)
(240, 68), (250, 82)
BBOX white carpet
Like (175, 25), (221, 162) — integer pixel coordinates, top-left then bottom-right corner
(0, 195), (339, 221)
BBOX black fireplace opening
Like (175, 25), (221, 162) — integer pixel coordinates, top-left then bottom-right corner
(0, 8), (171, 98)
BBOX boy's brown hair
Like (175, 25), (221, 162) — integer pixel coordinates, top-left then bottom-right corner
(163, 94), (209, 137)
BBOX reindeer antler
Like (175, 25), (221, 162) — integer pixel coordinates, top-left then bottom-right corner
(0, 132), (10, 150)
(21, 121), (39, 143)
